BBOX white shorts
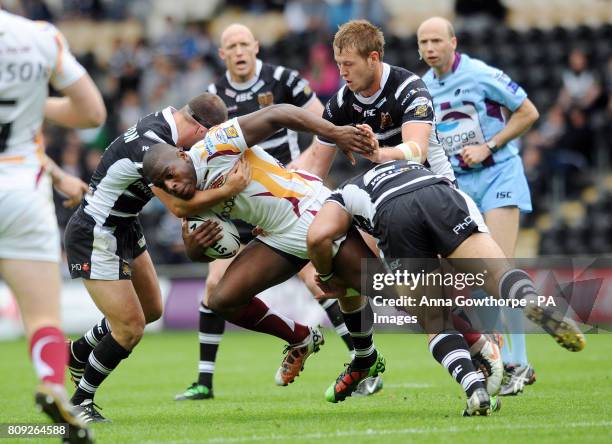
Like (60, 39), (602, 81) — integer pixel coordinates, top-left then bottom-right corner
(0, 178), (61, 263)
(257, 188), (333, 260)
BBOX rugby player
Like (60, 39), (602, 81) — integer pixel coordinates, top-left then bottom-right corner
(175, 24), (375, 401)
(0, 8), (105, 442)
(306, 159), (585, 416)
(62, 93), (247, 422)
(142, 103), (383, 392)
(301, 19), (503, 393)
(418, 17), (540, 395)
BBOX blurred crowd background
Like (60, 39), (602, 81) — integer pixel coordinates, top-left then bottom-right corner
(3, 0), (612, 265)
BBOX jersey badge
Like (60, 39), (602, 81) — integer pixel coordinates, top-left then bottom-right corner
(224, 125), (239, 139)
(380, 112), (393, 130)
(257, 92), (274, 108)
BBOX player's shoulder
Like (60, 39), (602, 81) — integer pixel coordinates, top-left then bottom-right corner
(207, 118), (242, 145)
(263, 62), (301, 86)
(460, 53), (500, 78)
(2, 12), (61, 47)
(387, 64), (426, 97)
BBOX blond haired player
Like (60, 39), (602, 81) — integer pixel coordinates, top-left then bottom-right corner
(0, 8), (105, 443)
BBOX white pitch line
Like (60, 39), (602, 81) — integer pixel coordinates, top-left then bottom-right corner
(139, 420), (612, 444)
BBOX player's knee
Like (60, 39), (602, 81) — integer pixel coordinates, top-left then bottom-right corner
(113, 314), (146, 349)
(144, 303), (163, 324)
(206, 288), (234, 314)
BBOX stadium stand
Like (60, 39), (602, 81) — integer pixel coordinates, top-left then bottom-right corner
(5, 0), (610, 263)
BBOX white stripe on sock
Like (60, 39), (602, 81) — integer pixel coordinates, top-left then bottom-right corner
(198, 333), (222, 344)
(78, 377), (98, 394)
(354, 343), (376, 358)
(441, 349), (471, 369)
(335, 324), (349, 337)
(198, 361), (215, 373)
(88, 353), (111, 375)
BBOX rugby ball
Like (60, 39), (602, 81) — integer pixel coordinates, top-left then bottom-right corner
(186, 212), (241, 260)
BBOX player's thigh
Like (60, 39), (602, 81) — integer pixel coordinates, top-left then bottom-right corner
(484, 207), (520, 258)
(209, 240), (303, 311)
(0, 259), (61, 337)
(203, 244), (246, 304)
(447, 232), (511, 297)
(131, 250), (163, 323)
(83, 279), (145, 338)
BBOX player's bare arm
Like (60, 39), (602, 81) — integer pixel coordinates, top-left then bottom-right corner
(44, 75), (106, 128)
(237, 103), (373, 156)
(462, 98), (539, 166)
(153, 157), (251, 218)
(43, 154), (89, 208)
(307, 201), (352, 276)
(285, 98), (336, 176)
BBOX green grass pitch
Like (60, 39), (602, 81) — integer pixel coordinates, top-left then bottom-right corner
(1, 331), (611, 444)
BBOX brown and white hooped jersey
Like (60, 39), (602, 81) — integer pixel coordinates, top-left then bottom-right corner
(208, 60), (315, 166)
(188, 118), (327, 235)
(0, 10), (85, 189)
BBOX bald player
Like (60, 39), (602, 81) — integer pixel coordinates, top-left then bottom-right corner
(417, 17), (541, 395)
(175, 23), (383, 401)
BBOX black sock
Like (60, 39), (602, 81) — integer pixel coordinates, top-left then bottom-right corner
(71, 318), (112, 363)
(71, 334), (130, 405)
(499, 269), (538, 301)
(342, 300), (376, 369)
(429, 330), (485, 397)
(320, 299), (354, 352)
(197, 303), (225, 388)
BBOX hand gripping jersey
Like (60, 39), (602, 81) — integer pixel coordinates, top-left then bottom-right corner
(188, 118), (326, 235)
(208, 60), (315, 166)
(0, 11), (85, 190)
(422, 53), (528, 174)
(317, 63), (454, 181)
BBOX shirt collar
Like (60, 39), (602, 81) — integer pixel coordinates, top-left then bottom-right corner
(225, 59), (263, 90)
(433, 52), (462, 79)
(161, 107), (178, 144)
(354, 62), (391, 105)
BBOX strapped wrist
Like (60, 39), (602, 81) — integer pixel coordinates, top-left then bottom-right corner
(396, 141), (423, 162)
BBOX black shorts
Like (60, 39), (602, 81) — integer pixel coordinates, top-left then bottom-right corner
(375, 183), (487, 271)
(64, 208), (147, 280)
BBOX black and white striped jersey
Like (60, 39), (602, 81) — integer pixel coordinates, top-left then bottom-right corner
(83, 107), (178, 227)
(327, 160), (452, 237)
(317, 63), (455, 181)
(207, 59), (315, 166)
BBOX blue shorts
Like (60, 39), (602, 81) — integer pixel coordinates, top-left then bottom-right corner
(455, 156), (532, 213)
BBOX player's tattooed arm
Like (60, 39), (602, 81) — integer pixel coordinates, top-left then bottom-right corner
(237, 104), (374, 157)
(43, 154), (89, 208)
(154, 158), (251, 218)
